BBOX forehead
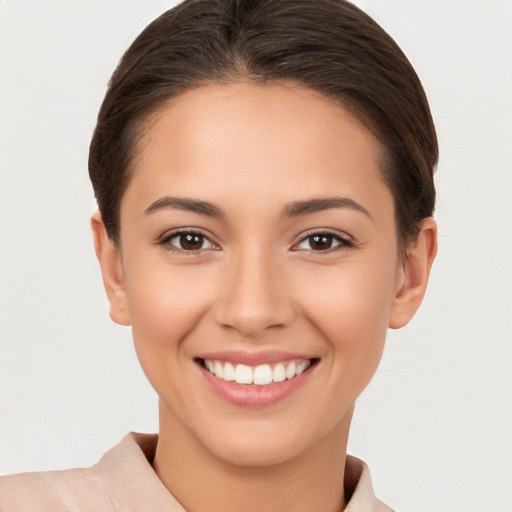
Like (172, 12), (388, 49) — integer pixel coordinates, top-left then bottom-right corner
(124, 82), (392, 218)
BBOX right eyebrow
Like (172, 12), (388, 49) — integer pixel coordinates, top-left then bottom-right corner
(281, 196), (373, 221)
(144, 196), (225, 218)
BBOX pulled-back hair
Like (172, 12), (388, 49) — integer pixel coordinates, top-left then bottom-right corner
(89, 0), (437, 249)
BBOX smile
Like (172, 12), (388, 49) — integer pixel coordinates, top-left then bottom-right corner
(196, 352), (319, 406)
(203, 359), (311, 386)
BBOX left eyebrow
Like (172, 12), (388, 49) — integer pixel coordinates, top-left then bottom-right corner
(144, 196), (225, 218)
(281, 196), (372, 221)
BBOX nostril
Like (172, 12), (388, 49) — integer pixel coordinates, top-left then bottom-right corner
(213, 302), (296, 339)
(212, 265), (296, 337)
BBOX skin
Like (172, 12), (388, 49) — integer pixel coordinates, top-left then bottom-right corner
(92, 82), (437, 512)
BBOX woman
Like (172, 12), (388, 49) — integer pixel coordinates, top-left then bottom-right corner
(0, 0), (437, 510)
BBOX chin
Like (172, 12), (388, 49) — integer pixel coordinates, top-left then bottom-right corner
(195, 413), (338, 469)
(209, 434), (308, 468)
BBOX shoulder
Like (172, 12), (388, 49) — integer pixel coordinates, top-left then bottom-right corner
(0, 433), (142, 511)
(0, 465), (111, 511)
(344, 455), (395, 512)
(0, 433), (181, 512)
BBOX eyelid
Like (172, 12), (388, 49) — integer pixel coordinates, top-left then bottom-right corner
(157, 227), (221, 253)
(290, 228), (354, 252)
(156, 226), (354, 254)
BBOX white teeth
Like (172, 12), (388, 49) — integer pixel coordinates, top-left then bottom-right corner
(285, 361), (296, 379)
(272, 363), (286, 382)
(234, 364), (253, 384)
(204, 358), (313, 386)
(253, 364), (273, 386)
(214, 361), (223, 379)
(296, 360), (310, 375)
(223, 362), (235, 381)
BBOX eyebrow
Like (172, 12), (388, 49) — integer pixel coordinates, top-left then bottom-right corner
(144, 195), (372, 221)
(144, 196), (225, 217)
(281, 197), (372, 220)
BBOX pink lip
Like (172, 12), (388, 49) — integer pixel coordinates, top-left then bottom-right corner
(197, 350), (314, 366)
(195, 354), (317, 407)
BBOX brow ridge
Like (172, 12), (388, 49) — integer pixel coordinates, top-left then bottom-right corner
(144, 196), (225, 217)
(281, 197), (372, 219)
(144, 195), (371, 221)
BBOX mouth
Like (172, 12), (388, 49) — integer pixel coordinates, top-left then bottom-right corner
(194, 354), (319, 406)
(199, 358), (316, 386)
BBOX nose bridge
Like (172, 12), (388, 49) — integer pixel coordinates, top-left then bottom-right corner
(214, 242), (294, 338)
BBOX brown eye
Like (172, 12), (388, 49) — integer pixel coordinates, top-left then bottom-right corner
(167, 232), (215, 251)
(180, 233), (203, 250)
(295, 232), (352, 252)
(309, 234), (334, 250)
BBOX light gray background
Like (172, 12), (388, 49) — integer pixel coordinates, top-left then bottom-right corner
(1, 1), (511, 511)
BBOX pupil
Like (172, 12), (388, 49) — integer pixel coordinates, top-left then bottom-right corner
(311, 235), (332, 250)
(181, 233), (202, 250)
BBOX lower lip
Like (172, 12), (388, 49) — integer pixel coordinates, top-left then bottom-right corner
(198, 362), (315, 407)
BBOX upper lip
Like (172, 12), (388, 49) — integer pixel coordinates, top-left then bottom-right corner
(196, 350), (316, 366)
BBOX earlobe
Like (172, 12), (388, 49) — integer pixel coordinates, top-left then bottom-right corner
(91, 211), (131, 326)
(388, 217), (437, 329)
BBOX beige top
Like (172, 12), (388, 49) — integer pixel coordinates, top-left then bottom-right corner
(0, 432), (393, 511)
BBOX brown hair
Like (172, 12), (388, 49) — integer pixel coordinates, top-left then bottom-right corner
(89, 0), (437, 249)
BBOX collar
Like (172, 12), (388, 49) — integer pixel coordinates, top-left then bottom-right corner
(98, 432), (393, 511)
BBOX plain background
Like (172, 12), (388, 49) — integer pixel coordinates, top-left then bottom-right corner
(0, 1), (511, 510)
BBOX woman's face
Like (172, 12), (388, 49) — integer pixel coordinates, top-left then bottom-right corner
(108, 82), (410, 466)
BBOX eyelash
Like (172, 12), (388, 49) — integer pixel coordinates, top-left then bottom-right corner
(291, 229), (355, 253)
(157, 229), (355, 254)
(157, 228), (219, 255)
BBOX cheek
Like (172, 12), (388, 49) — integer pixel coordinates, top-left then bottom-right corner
(293, 256), (397, 368)
(124, 259), (215, 361)
(123, 261), (220, 418)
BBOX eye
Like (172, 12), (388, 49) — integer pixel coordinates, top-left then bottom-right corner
(294, 231), (353, 252)
(162, 231), (217, 252)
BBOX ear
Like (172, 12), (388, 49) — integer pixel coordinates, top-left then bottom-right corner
(388, 217), (437, 329)
(91, 211), (131, 326)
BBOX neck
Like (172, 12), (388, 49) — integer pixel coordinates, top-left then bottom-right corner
(153, 403), (353, 512)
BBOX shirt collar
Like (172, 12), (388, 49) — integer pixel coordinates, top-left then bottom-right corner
(99, 432), (393, 511)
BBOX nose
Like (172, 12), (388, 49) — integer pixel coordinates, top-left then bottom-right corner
(213, 246), (295, 339)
